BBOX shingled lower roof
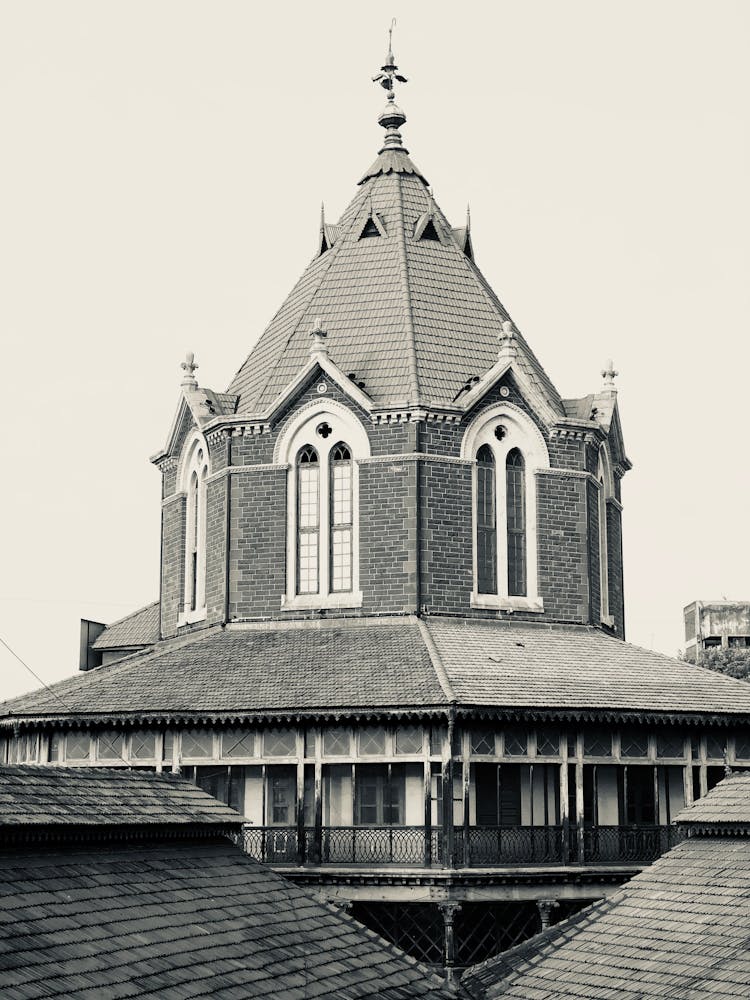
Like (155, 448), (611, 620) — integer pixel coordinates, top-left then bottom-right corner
(92, 600), (160, 650)
(0, 841), (452, 1000)
(4, 617), (750, 726)
(674, 770), (750, 826)
(0, 766), (242, 829)
(463, 786), (750, 999)
(428, 618), (750, 719)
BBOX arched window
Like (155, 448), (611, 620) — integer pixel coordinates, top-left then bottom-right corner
(330, 443), (353, 592)
(476, 445), (497, 595)
(461, 402), (549, 612)
(276, 400), (370, 610)
(506, 449), (526, 597)
(180, 438), (210, 624)
(297, 445), (320, 595)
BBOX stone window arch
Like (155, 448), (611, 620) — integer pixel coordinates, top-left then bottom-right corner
(178, 431), (210, 624)
(276, 400), (370, 610)
(462, 403), (548, 611)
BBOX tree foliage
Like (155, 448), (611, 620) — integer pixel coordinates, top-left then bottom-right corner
(699, 647), (750, 681)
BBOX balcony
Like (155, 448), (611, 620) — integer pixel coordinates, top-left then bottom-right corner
(241, 824), (685, 868)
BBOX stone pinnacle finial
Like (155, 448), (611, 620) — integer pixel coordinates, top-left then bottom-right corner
(372, 19), (408, 150)
(310, 318), (329, 357)
(498, 319), (517, 360)
(601, 359), (618, 389)
(181, 351), (199, 388)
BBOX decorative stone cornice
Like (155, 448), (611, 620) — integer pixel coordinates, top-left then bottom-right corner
(156, 457), (179, 473)
(161, 490), (187, 507)
(205, 464), (289, 485)
(535, 468), (599, 486)
(605, 495), (624, 512)
(357, 453), (473, 466)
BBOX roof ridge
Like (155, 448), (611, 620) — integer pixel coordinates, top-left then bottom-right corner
(97, 600), (158, 632)
(393, 175), (421, 404)
(418, 617), (456, 703)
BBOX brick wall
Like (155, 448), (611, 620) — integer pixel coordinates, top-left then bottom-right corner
(535, 473), (588, 622)
(228, 468), (287, 619)
(205, 475), (227, 624)
(586, 477), (601, 625)
(419, 459), (473, 614)
(160, 496), (186, 638)
(607, 500), (625, 638)
(359, 459), (417, 613)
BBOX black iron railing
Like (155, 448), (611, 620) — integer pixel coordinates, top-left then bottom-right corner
(455, 825), (565, 866)
(577, 824), (686, 864)
(239, 823), (682, 868)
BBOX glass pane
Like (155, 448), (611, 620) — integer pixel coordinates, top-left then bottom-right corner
(429, 726), (443, 756)
(163, 731), (174, 762)
(359, 726), (386, 756)
(331, 526), (352, 592)
(504, 729), (527, 756)
(131, 731), (156, 760)
(269, 768), (295, 825)
(331, 452), (352, 525)
(536, 730), (560, 756)
(222, 730), (255, 758)
(506, 449), (526, 597)
(656, 733), (685, 759)
(583, 730), (611, 757)
(735, 736), (750, 760)
(297, 447), (320, 595)
(66, 733), (90, 761)
(706, 734), (725, 760)
(567, 733), (578, 758)
(263, 729), (296, 757)
(476, 446), (497, 595)
(304, 729), (316, 758)
(97, 732), (123, 761)
(471, 730), (495, 755)
(323, 726), (350, 756)
(182, 730), (213, 758)
(49, 733), (61, 763)
(620, 731), (649, 758)
(395, 725), (423, 755)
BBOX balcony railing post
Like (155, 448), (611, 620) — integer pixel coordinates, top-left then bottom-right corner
(462, 729), (471, 867)
(575, 754), (585, 863)
(443, 714), (455, 869)
(313, 755), (323, 864)
(295, 730), (306, 865)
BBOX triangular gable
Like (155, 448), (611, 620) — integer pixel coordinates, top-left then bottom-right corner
(605, 401), (631, 470)
(262, 354), (374, 426)
(413, 212), (442, 242)
(151, 386), (238, 465)
(358, 211), (387, 239)
(459, 357), (562, 429)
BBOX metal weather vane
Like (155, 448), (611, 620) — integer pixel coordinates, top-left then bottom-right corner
(372, 19), (408, 100)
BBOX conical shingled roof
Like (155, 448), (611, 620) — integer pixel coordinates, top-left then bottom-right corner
(228, 121), (565, 415)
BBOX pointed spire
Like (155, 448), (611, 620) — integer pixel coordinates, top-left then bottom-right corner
(372, 20), (408, 150)
(466, 204), (472, 234)
(601, 359), (618, 390)
(181, 352), (198, 388)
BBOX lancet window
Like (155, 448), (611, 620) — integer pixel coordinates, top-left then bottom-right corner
(277, 401), (370, 610)
(462, 402), (548, 611)
(179, 434), (210, 624)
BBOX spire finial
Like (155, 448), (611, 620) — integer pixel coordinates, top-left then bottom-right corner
(372, 20), (408, 150)
(601, 359), (618, 389)
(498, 320), (517, 361)
(181, 351), (198, 388)
(310, 318), (329, 358)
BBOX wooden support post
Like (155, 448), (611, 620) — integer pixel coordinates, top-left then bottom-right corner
(438, 902), (461, 985)
(529, 763), (535, 827)
(575, 733), (585, 863)
(443, 716), (455, 869)
(155, 732), (164, 774)
(462, 728), (471, 867)
(313, 727), (323, 864)
(560, 734), (570, 864)
(683, 735), (694, 808)
(172, 730), (180, 775)
(295, 729), (306, 864)
(423, 755), (432, 868)
(653, 764), (660, 827)
(699, 736), (708, 798)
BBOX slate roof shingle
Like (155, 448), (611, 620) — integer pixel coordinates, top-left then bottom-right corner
(674, 770), (750, 825)
(5, 617), (750, 724)
(462, 775), (750, 999)
(0, 841), (453, 999)
(227, 145), (564, 416)
(92, 601), (160, 650)
(0, 765), (242, 829)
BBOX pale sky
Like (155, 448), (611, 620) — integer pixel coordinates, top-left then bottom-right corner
(2, 1), (749, 701)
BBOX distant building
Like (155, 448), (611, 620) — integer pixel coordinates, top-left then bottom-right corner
(4, 37), (750, 974)
(0, 766), (452, 999)
(684, 600), (750, 663)
(462, 771), (750, 998)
